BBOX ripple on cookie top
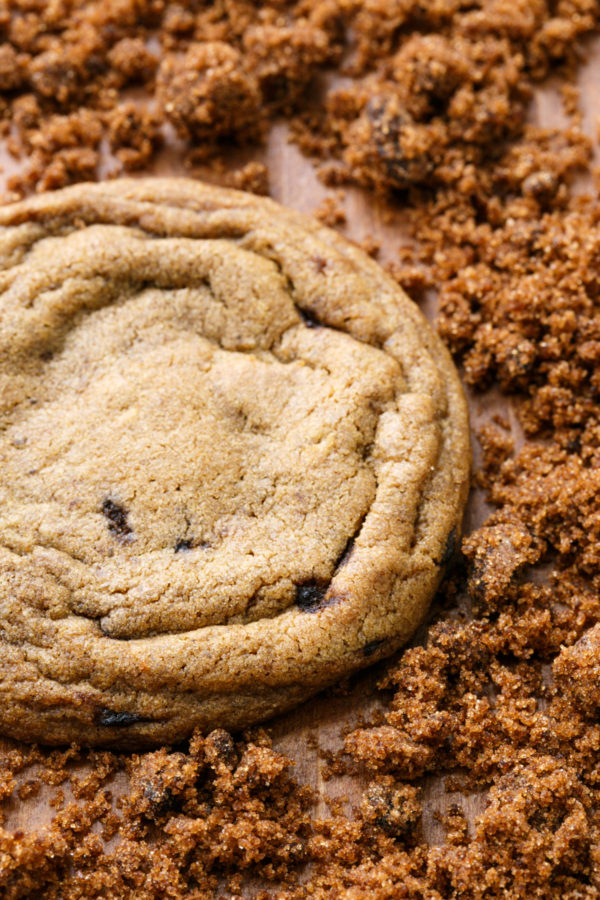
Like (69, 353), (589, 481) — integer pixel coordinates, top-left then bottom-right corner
(0, 179), (470, 747)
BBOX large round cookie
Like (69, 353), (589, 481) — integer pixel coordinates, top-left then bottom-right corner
(0, 179), (470, 747)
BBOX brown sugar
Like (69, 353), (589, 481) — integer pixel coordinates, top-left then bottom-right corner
(3, 0), (600, 898)
(156, 41), (263, 143)
(0, 0), (346, 198)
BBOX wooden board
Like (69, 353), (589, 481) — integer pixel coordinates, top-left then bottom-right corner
(1, 31), (600, 875)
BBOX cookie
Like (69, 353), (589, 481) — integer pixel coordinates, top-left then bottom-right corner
(0, 179), (470, 747)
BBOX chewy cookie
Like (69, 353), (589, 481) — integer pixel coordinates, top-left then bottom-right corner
(0, 179), (470, 747)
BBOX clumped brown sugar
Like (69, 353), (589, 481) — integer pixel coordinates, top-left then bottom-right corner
(0, 0), (346, 196)
(5, 0), (600, 898)
(156, 41), (262, 143)
(0, 731), (314, 898)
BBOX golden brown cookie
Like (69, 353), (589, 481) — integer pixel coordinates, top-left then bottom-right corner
(0, 179), (470, 747)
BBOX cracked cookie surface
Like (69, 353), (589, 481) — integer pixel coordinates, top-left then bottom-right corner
(0, 179), (470, 747)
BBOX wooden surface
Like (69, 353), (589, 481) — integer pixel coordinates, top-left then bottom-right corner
(2, 32), (600, 868)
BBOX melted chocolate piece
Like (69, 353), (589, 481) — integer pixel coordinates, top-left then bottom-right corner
(174, 538), (193, 552)
(294, 579), (329, 611)
(174, 537), (210, 552)
(441, 526), (457, 565)
(299, 307), (321, 328)
(97, 709), (145, 727)
(367, 97), (434, 188)
(204, 729), (238, 770)
(363, 638), (385, 657)
(101, 498), (132, 540)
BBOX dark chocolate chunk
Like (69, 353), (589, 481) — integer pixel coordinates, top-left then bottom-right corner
(174, 538), (193, 552)
(97, 709), (144, 727)
(101, 498), (132, 539)
(363, 638), (385, 657)
(441, 527), (457, 566)
(299, 307), (321, 328)
(294, 579), (329, 611)
(174, 537), (210, 552)
(143, 780), (176, 816)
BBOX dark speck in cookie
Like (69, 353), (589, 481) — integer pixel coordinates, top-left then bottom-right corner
(174, 538), (193, 552)
(97, 709), (145, 727)
(102, 498), (132, 540)
(299, 308), (321, 328)
(363, 638), (385, 657)
(174, 538), (210, 552)
(295, 579), (329, 611)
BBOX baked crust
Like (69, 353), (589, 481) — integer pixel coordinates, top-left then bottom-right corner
(0, 179), (470, 747)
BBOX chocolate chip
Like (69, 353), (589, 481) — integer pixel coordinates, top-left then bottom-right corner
(299, 307), (321, 328)
(295, 579), (329, 611)
(441, 527), (457, 566)
(102, 498), (132, 540)
(174, 538), (192, 552)
(363, 638), (385, 657)
(96, 709), (144, 727)
(174, 538), (210, 552)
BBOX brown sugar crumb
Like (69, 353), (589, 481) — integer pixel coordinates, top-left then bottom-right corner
(359, 234), (380, 258)
(156, 42), (263, 144)
(242, 19), (338, 112)
(105, 103), (162, 172)
(0, 0), (595, 199)
(107, 37), (157, 84)
(385, 261), (433, 299)
(8, 107), (103, 195)
(0, 731), (314, 897)
(361, 778), (421, 839)
(223, 160), (270, 196)
(0, 0), (346, 196)
(476, 423), (514, 483)
(554, 623), (600, 716)
(314, 192), (347, 227)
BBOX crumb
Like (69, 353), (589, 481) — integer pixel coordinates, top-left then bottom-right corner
(359, 235), (380, 258)
(314, 193), (347, 227)
(385, 261), (433, 298)
(156, 42), (262, 143)
(105, 102), (162, 171)
(223, 160), (269, 195)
